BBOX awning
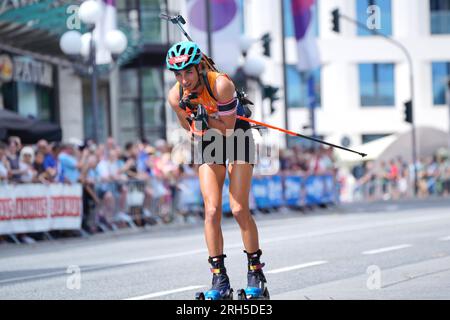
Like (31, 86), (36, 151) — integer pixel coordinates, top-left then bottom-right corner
(0, 109), (62, 143)
(334, 126), (450, 164)
(0, 0), (140, 67)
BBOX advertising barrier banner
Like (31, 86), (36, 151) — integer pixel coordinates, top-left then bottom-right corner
(0, 183), (82, 235)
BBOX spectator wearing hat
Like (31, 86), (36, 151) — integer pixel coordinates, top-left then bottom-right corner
(19, 146), (36, 183)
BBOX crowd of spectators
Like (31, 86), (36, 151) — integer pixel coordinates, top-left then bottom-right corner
(279, 145), (336, 176)
(1, 136), (337, 242)
(3, 133), (449, 244)
(0, 135), (192, 238)
(341, 152), (450, 202)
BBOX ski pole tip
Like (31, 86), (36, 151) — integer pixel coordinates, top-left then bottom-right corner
(361, 153), (368, 158)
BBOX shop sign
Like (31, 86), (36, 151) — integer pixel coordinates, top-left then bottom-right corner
(0, 54), (53, 87)
(0, 54), (13, 82)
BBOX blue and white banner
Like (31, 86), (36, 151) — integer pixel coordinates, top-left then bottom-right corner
(267, 176), (284, 207)
(179, 174), (336, 212)
(321, 175), (335, 204)
(284, 175), (303, 206)
(304, 175), (325, 205)
(222, 178), (231, 213)
(251, 176), (271, 209)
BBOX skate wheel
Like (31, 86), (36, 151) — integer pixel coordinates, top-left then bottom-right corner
(263, 287), (270, 300)
(237, 289), (247, 300)
(195, 292), (205, 300)
(227, 288), (234, 300)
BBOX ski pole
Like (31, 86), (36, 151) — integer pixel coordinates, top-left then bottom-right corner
(237, 116), (367, 158)
(161, 13), (367, 158)
(160, 13), (218, 72)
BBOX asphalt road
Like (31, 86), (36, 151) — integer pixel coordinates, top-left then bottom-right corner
(1, 198), (450, 300)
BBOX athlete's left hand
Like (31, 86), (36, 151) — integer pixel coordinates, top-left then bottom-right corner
(193, 104), (209, 131)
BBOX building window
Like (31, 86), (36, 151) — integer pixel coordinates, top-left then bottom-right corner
(1, 81), (56, 123)
(432, 62), (450, 105)
(117, 0), (167, 44)
(356, 0), (392, 36)
(140, 0), (166, 43)
(118, 68), (140, 145)
(361, 133), (391, 144)
(141, 68), (165, 139)
(284, 0), (319, 38)
(430, 0), (450, 34)
(286, 65), (321, 108)
(118, 66), (166, 146)
(359, 63), (395, 107)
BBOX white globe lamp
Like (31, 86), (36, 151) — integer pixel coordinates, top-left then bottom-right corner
(59, 30), (82, 55)
(78, 0), (102, 25)
(239, 34), (255, 55)
(105, 30), (128, 55)
(243, 55), (266, 78)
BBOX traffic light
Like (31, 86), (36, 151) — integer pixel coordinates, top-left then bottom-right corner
(331, 8), (340, 33)
(263, 85), (279, 101)
(404, 100), (413, 124)
(262, 85), (279, 114)
(261, 33), (271, 57)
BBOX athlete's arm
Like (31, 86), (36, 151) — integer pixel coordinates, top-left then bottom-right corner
(207, 76), (237, 136)
(168, 84), (190, 131)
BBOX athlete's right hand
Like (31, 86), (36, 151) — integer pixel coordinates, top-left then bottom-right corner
(188, 104), (209, 136)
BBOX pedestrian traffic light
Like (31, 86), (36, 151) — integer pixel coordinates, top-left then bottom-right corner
(262, 85), (279, 114)
(404, 100), (413, 124)
(263, 85), (279, 101)
(261, 33), (271, 57)
(331, 8), (340, 33)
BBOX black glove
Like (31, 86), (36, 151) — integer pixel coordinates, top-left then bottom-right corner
(179, 93), (198, 112)
(193, 104), (209, 132)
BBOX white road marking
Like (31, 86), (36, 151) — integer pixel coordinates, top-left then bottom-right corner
(0, 264), (114, 285)
(0, 249), (209, 285)
(120, 249), (207, 265)
(362, 244), (412, 255)
(0, 271), (68, 284)
(124, 285), (206, 300)
(267, 261), (328, 274)
(439, 236), (450, 241)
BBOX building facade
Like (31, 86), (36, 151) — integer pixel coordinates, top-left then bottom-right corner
(234, 0), (450, 150)
(2, 0), (449, 151)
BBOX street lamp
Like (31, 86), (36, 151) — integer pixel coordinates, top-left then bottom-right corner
(105, 30), (128, 57)
(59, 0), (127, 143)
(243, 54), (266, 79)
(242, 54), (266, 121)
(78, 0), (102, 25)
(59, 30), (82, 56)
(239, 34), (256, 57)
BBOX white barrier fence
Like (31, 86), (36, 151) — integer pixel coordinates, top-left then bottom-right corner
(0, 183), (82, 235)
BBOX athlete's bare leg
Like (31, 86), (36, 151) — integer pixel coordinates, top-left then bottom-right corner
(228, 163), (259, 253)
(199, 163), (227, 257)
